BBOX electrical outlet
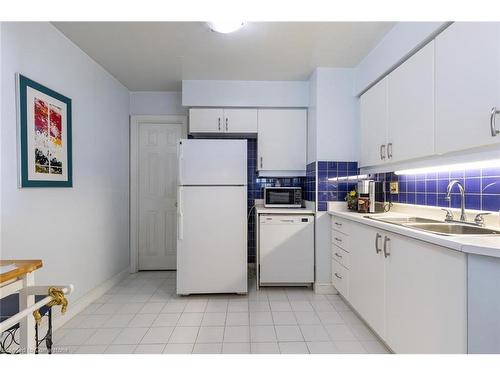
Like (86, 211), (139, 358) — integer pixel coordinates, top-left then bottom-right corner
(390, 181), (399, 194)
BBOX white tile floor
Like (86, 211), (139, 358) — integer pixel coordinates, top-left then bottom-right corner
(55, 271), (390, 354)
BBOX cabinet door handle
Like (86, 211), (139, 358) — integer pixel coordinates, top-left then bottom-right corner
(490, 107), (500, 136)
(334, 273), (343, 280)
(334, 222), (342, 227)
(218, 117), (221, 131)
(260, 156), (263, 168)
(334, 252), (343, 259)
(375, 233), (382, 254)
(225, 117), (229, 131)
(380, 145), (386, 160)
(334, 237), (342, 242)
(387, 143), (393, 159)
(383, 236), (391, 258)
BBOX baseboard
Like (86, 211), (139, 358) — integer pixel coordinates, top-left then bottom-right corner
(51, 267), (130, 331)
(314, 282), (338, 295)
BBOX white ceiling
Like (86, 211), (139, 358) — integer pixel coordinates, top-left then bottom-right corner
(53, 22), (395, 91)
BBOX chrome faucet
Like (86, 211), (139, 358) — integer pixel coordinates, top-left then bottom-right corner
(445, 180), (466, 222)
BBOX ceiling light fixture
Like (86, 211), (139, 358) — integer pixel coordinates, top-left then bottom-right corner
(394, 159), (500, 175)
(207, 21), (246, 34)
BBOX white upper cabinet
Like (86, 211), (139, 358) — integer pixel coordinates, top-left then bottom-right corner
(360, 41), (435, 168)
(189, 108), (224, 133)
(189, 108), (257, 134)
(435, 22), (500, 154)
(360, 78), (388, 167)
(223, 108), (258, 133)
(387, 41), (435, 163)
(257, 109), (307, 175)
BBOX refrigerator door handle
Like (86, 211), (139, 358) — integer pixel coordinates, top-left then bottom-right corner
(177, 187), (184, 240)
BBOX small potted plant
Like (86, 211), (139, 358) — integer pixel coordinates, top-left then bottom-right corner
(345, 189), (358, 211)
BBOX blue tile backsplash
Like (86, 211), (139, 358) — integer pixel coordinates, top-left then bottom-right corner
(391, 168), (500, 212)
(305, 162), (316, 202)
(314, 162), (500, 213)
(317, 161), (359, 211)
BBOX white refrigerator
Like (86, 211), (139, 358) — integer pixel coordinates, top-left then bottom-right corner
(176, 139), (248, 295)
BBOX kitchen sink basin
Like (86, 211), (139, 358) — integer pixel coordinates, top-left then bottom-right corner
(403, 223), (500, 236)
(365, 215), (500, 236)
(365, 216), (442, 225)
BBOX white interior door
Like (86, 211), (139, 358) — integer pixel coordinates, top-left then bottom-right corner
(138, 123), (182, 270)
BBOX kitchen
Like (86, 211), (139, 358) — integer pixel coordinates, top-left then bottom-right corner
(1, 4), (500, 370)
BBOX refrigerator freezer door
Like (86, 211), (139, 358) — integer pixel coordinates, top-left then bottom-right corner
(179, 139), (247, 186)
(177, 186), (247, 294)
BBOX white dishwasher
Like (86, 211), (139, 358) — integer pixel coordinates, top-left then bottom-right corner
(259, 214), (314, 285)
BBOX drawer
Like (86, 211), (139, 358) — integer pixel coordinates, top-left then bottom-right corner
(332, 245), (350, 269)
(332, 260), (349, 298)
(331, 216), (351, 235)
(331, 230), (350, 252)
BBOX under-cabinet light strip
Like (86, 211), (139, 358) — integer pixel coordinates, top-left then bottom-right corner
(327, 174), (369, 182)
(394, 159), (500, 176)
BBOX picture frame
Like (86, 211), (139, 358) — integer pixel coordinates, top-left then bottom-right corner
(17, 74), (73, 187)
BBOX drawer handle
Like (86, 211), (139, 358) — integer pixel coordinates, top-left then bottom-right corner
(334, 273), (343, 280)
(334, 237), (342, 242)
(334, 222), (342, 227)
(334, 252), (343, 259)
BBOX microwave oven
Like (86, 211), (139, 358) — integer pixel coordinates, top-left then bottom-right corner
(264, 187), (303, 208)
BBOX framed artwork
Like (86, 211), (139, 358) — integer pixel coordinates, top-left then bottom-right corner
(17, 74), (72, 187)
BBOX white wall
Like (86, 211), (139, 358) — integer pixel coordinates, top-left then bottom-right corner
(182, 80), (309, 108)
(315, 68), (358, 162)
(1, 22), (130, 301)
(307, 68), (358, 285)
(130, 91), (186, 115)
(308, 68), (357, 163)
(307, 71), (318, 164)
(355, 22), (449, 94)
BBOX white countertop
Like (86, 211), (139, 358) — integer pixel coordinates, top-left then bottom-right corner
(255, 204), (315, 215)
(328, 206), (500, 258)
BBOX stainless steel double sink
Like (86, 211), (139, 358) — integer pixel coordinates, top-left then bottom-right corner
(365, 216), (500, 236)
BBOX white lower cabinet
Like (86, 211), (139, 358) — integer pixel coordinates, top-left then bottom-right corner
(331, 216), (467, 353)
(384, 233), (467, 354)
(332, 259), (349, 298)
(348, 222), (386, 338)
